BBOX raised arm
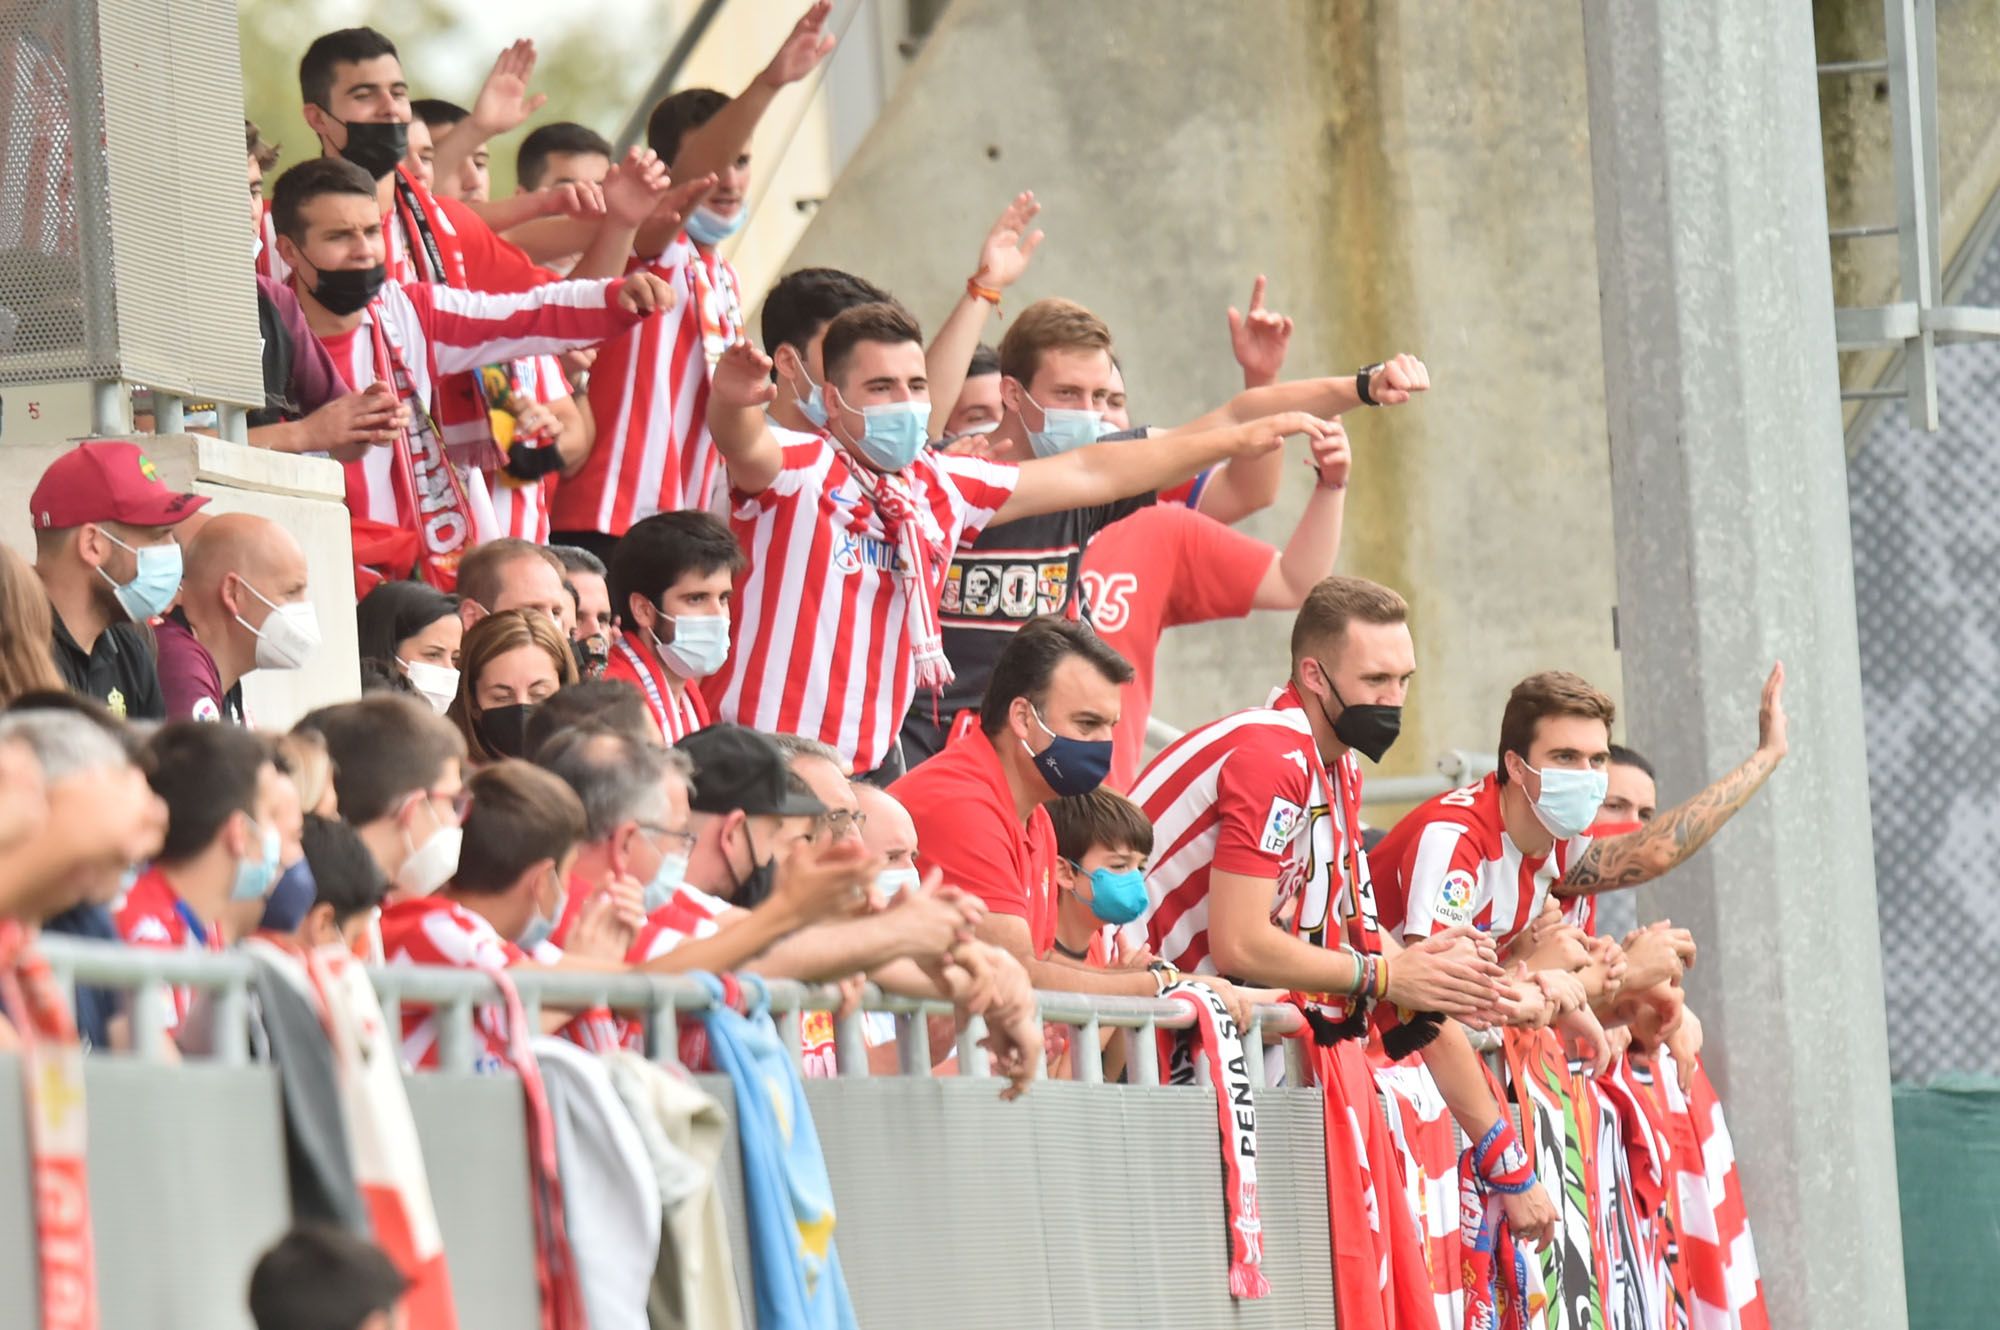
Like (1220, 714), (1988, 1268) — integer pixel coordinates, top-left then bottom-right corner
(1560, 662), (1789, 897)
(426, 272), (671, 375)
(634, 1), (835, 256)
(705, 340), (787, 494)
(1250, 422), (1349, 608)
(430, 40), (546, 208)
(1181, 276), (1294, 522)
(994, 411), (1327, 525)
(925, 191), (1043, 437)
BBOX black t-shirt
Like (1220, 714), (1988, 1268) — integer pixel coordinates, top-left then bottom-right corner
(900, 429), (1156, 766)
(50, 613), (165, 723)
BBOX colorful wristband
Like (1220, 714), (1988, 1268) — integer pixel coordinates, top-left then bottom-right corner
(967, 275), (1003, 307)
(1474, 1119), (1536, 1194)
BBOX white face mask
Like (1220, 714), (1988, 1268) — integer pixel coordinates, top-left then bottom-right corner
(654, 612), (730, 680)
(399, 658), (460, 714)
(876, 866), (922, 900)
(397, 798), (462, 896)
(235, 579), (321, 671)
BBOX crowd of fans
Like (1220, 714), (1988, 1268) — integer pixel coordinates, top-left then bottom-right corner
(0, 5), (1786, 1327)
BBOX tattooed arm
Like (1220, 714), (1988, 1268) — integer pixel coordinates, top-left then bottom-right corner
(1557, 662), (1788, 898)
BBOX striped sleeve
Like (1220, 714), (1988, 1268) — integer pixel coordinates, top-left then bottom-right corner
(411, 279), (645, 375)
(1397, 821), (1484, 939)
(932, 452), (1021, 544)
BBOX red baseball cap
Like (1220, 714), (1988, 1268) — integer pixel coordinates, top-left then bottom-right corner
(28, 441), (208, 531)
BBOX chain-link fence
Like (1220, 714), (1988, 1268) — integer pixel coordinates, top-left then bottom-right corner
(1850, 241), (2000, 1083)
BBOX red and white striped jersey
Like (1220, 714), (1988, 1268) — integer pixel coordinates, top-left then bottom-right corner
(380, 896), (620, 1070)
(487, 354), (569, 543)
(0, 33), (76, 261)
(625, 883), (732, 964)
(113, 867), (224, 1033)
(704, 432), (1018, 774)
(1126, 689), (1375, 976)
(316, 277), (637, 556)
(603, 634), (709, 743)
(1368, 773), (1592, 948)
(550, 239), (744, 536)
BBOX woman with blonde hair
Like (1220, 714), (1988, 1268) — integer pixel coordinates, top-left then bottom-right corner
(446, 609), (576, 765)
(0, 544), (64, 706)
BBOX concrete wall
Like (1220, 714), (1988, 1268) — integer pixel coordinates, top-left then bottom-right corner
(782, 0), (1620, 796)
(0, 431), (360, 732)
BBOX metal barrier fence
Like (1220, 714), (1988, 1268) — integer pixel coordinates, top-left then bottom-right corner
(9, 938), (1339, 1330)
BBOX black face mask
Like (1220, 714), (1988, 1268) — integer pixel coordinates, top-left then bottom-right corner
(728, 823), (777, 908)
(1312, 662), (1402, 763)
(330, 116), (409, 181)
(305, 262), (386, 316)
(475, 703), (538, 760)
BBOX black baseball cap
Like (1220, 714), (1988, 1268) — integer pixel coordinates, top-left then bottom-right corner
(676, 724), (828, 817)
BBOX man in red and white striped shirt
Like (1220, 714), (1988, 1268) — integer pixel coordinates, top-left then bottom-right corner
(550, 5), (838, 554)
(1127, 576), (1557, 1273)
(602, 511), (743, 743)
(270, 157), (673, 591)
(704, 301), (1336, 779)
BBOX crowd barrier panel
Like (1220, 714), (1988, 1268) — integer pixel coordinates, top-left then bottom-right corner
(9, 937), (1363, 1330)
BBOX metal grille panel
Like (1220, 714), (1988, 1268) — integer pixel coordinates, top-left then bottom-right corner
(1850, 237), (2000, 1081)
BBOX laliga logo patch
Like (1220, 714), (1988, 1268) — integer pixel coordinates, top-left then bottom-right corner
(1435, 870), (1477, 925)
(1258, 797), (1305, 854)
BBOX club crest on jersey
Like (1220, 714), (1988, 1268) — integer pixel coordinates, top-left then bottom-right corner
(1259, 797), (1306, 854)
(191, 696), (220, 723)
(1434, 870), (1478, 926)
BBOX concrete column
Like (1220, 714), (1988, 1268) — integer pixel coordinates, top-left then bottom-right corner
(1581, 4), (1907, 1327)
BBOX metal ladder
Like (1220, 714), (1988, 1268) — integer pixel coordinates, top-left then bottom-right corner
(1820, 0), (1999, 432)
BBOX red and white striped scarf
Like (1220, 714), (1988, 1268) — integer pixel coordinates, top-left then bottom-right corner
(368, 308), (479, 591)
(0, 922), (97, 1330)
(847, 459), (954, 693)
(1162, 980), (1269, 1299)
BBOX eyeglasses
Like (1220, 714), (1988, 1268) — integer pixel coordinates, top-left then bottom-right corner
(410, 787), (471, 828)
(813, 809), (867, 839)
(640, 823), (697, 856)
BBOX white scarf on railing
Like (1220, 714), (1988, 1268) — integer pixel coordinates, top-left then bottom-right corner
(1163, 979), (1270, 1300)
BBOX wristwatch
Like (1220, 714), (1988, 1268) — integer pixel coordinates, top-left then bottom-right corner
(1355, 363), (1385, 407)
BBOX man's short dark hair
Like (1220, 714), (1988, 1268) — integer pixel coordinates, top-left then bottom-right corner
(299, 813), (389, 925)
(525, 681), (656, 756)
(307, 695), (467, 825)
(411, 98), (468, 131)
(548, 544), (607, 579)
(271, 157), (378, 245)
(1608, 743), (1655, 780)
(453, 761), (587, 893)
(456, 538), (565, 614)
(299, 28), (399, 109)
(646, 88), (729, 166)
(1047, 788), (1154, 864)
(821, 301), (925, 385)
(246, 119), (280, 171)
(248, 1224), (407, 1330)
(143, 723), (273, 863)
(761, 268), (895, 360)
(538, 727), (686, 842)
(608, 512), (743, 631)
(518, 122), (614, 191)
(980, 618), (1134, 736)
(967, 342), (1000, 379)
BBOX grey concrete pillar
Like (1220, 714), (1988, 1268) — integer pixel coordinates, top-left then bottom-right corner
(1581, 4), (1907, 1328)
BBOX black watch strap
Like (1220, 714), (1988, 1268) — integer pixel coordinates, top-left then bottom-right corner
(1355, 363), (1385, 407)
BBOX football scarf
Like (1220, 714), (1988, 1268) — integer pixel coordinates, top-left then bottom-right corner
(847, 461), (954, 695)
(1162, 979), (1269, 1299)
(1376, 1059), (1465, 1328)
(0, 922), (98, 1330)
(367, 310), (480, 592)
(1504, 1028), (1606, 1330)
(1651, 1050), (1769, 1330)
(1459, 1120), (1534, 1330)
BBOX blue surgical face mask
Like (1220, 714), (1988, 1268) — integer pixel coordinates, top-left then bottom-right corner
(641, 844), (691, 915)
(788, 356), (830, 428)
(1018, 383), (1109, 458)
(1522, 762), (1609, 840)
(98, 530), (183, 621)
(518, 870), (566, 951)
(1025, 706), (1113, 797)
(1077, 861), (1149, 926)
(684, 204), (746, 247)
(232, 819), (283, 902)
(834, 390), (931, 472)
(656, 611), (730, 680)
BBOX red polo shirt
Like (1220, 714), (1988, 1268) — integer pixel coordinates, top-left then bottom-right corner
(890, 725), (1059, 957)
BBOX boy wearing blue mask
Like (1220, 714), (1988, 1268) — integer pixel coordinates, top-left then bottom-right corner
(30, 440), (209, 722)
(604, 510), (744, 744)
(1046, 788), (1156, 967)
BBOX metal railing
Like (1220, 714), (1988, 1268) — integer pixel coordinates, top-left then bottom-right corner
(1143, 715), (1495, 806)
(35, 935), (1308, 1087)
